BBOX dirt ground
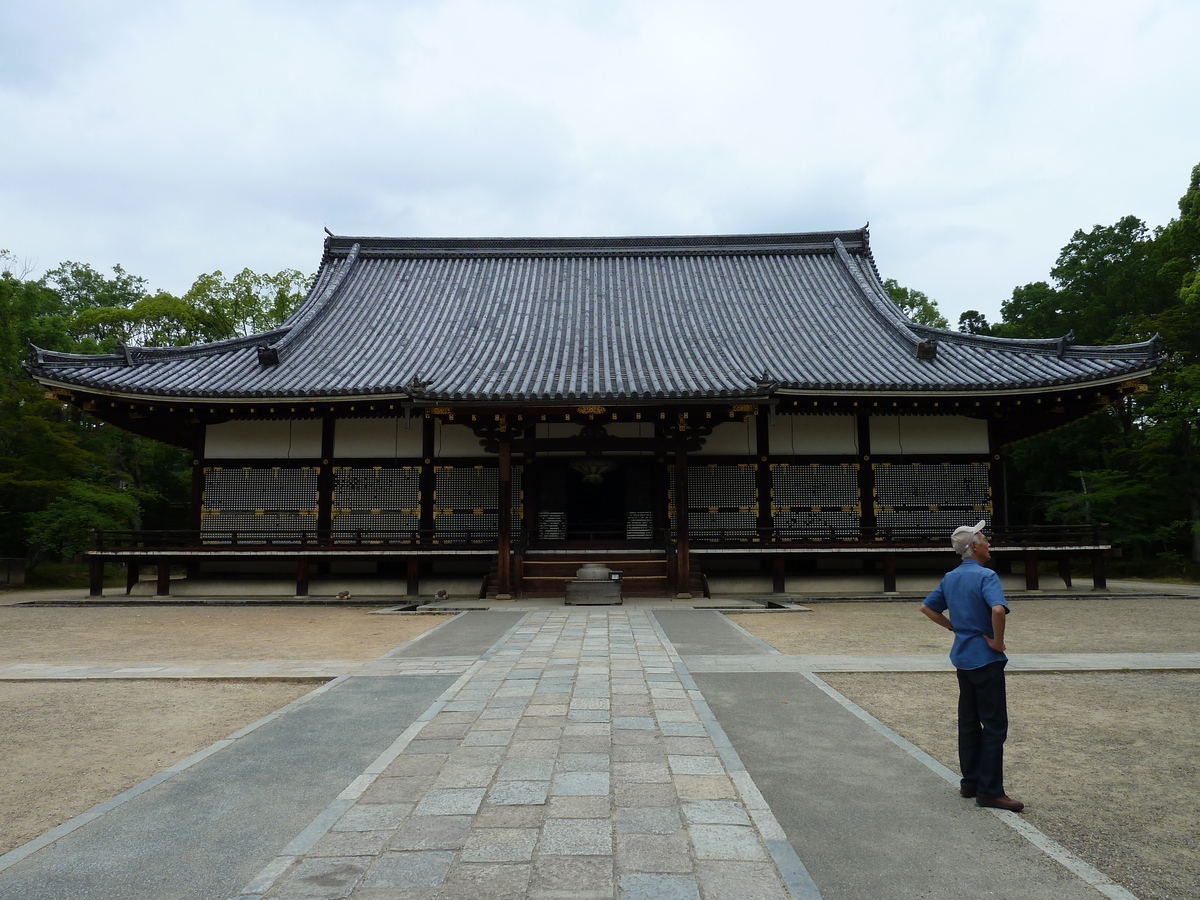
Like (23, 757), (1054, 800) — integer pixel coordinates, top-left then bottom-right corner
(0, 605), (454, 664)
(0, 681), (315, 854)
(728, 594), (1200, 655)
(0, 607), (451, 855)
(2, 600), (1197, 900)
(733, 599), (1200, 900)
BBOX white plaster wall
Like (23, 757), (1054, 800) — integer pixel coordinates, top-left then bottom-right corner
(770, 415), (858, 455)
(334, 417), (423, 458)
(436, 422), (487, 457)
(205, 419), (322, 459)
(869, 416), (989, 455)
(535, 423), (583, 439)
(604, 422), (656, 438)
(695, 419), (755, 456)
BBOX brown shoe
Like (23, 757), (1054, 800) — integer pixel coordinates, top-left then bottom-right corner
(976, 794), (1024, 812)
(959, 784), (977, 798)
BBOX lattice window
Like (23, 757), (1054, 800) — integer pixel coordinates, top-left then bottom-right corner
(200, 467), (318, 542)
(668, 464), (758, 541)
(433, 465), (523, 543)
(332, 466), (420, 543)
(873, 462), (993, 540)
(771, 463), (860, 539)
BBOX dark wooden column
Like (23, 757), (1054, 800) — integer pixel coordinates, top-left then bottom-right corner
(190, 458), (205, 532)
(856, 413), (876, 540)
(188, 457), (205, 579)
(420, 414), (435, 544)
(496, 437), (513, 599)
(882, 553), (897, 593)
(1024, 550), (1040, 591)
(296, 558), (310, 596)
(156, 560), (172, 596)
(317, 416), (335, 546)
(406, 558), (420, 597)
(88, 557), (105, 598)
(755, 408), (772, 543)
(1091, 551), (1107, 590)
(987, 420), (1007, 532)
(1058, 555), (1073, 588)
(674, 438), (691, 598)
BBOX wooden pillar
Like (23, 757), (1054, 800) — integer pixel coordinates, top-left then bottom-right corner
(772, 555), (786, 594)
(756, 409), (772, 543)
(156, 561), (171, 596)
(1058, 555), (1073, 588)
(496, 437), (512, 599)
(190, 458), (205, 534)
(522, 442), (538, 549)
(420, 414), (435, 545)
(126, 561), (140, 595)
(1091, 551), (1107, 591)
(987, 423), (1007, 532)
(674, 439), (691, 598)
(856, 414), (876, 540)
(296, 558), (310, 597)
(406, 558), (420, 597)
(88, 557), (105, 598)
(882, 553), (897, 593)
(1024, 550), (1040, 591)
(317, 416), (335, 547)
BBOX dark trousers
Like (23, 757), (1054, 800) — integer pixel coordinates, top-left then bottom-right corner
(956, 660), (1008, 798)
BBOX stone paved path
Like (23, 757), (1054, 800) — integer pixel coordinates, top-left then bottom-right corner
(244, 608), (806, 900)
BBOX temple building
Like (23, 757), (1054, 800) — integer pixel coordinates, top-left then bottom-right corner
(28, 229), (1162, 599)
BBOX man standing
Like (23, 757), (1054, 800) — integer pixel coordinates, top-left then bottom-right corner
(920, 519), (1024, 812)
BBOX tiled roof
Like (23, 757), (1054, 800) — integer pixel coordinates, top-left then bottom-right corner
(28, 230), (1161, 402)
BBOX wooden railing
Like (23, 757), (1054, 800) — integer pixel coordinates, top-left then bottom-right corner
(90, 523), (1108, 553)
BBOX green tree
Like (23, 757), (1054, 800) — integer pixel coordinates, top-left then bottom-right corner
(185, 268), (311, 337)
(883, 279), (949, 328)
(0, 257), (311, 562)
(1001, 163), (1200, 567)
(957, 310), (991, 335)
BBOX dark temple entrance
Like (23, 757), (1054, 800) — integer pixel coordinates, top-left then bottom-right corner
(534, 459), (657, 544)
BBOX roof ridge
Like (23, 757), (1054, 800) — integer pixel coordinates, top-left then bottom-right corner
(908, 324), (1165, 358)
(832, 238), (923, 347)
(321, 230), (869, 260)
(274, 242), (361, 355)
(30, 327), (292, 368)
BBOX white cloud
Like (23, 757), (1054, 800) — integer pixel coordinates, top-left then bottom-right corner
(2, 0), (1197, 327)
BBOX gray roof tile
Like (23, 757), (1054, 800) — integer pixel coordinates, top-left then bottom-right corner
(29, 230), (1161, 401)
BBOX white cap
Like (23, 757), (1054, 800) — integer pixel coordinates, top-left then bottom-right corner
(951, 519), (988, 557)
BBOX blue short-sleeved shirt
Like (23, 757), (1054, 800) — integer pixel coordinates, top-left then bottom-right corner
(922, 558), (1009, 670)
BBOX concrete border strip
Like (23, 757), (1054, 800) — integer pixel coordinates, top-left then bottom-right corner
(0, 610), (470, 876)
(646, 611), (824, 900)
(801, 671), (1139, 900)
(229, 610), (535, 900)
(0, 674), (351, 875)
(718, 611), (784, 654)
(379, 610), (466, 658)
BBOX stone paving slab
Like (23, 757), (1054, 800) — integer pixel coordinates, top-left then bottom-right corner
(244, 609), (801, 900)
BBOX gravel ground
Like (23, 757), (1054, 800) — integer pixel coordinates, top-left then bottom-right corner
(733, 597), (1200, 900)
(2, 598), (1197, 899)
(0, 607), (450, 856)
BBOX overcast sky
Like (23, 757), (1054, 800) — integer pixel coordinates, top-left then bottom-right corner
(3, 0), (1198, 325)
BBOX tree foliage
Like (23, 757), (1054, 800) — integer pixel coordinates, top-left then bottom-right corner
(0, 254), (311, 564)
(883, 278), (949, 328)
(1001, 163), (1200, 566)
